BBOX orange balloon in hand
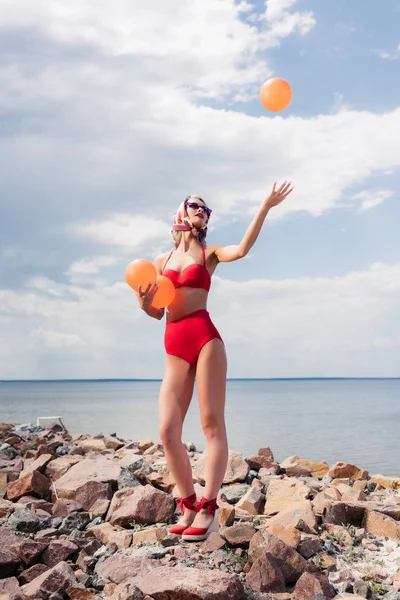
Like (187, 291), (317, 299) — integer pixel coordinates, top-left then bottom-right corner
(125, 259), (157, 292)
(260, 78), (292, 112)
(151, 275), (176, 309)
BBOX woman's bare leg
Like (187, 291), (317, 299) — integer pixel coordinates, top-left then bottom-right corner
(158, 354), (197, 525)
(190, 338), (228, 530)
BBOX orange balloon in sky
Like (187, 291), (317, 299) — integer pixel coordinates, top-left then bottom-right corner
(151, 275), (176, 309)
(125, 259), (157, 292)
(260, 78), (292, 112)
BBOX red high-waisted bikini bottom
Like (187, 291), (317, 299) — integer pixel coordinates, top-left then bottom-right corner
(164, 309), (223, 366)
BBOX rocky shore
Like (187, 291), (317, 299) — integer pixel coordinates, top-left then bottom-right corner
(0, 421), (399, 600)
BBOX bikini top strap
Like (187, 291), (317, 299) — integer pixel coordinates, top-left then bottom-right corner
(201, 245), (206, 266)
(162, 250), (174, 273)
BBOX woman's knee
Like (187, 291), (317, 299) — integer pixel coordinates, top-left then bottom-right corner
(201, 416), (226, 440)
(159, 424), (182, 447)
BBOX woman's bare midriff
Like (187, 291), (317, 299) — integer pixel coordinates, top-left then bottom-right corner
(165, 287), (209, 322)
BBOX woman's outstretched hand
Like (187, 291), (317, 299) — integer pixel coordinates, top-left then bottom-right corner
(137, 281), (159, 312)
(264, 181), (293, 209)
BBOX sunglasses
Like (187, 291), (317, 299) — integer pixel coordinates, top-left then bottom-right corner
(185, 199), (212, 218)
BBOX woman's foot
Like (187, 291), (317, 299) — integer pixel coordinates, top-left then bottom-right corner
(168, 493), (198, 535)
(181, 497), (219, 542)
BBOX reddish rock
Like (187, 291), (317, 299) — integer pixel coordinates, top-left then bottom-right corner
(246, 455), (279, 471)
(18, 496), (53, 514)
(66, 584), (102, 599)
(327, 462), (368, 481)
(19, 454), (54, 478)
(369, 474), (400, 490)
(113, 564), (244, 599)
(107, 484), (174, 527)
(258, 447), (275, 460)
(41, 539), (79, 568)
(53, 456), (120, 500)
(17, 563), (50, 585)
(265, 501), (318, 536)
(292, 570), (336, 600)
(266, 522), (301, 548)
(297, 535), (323, 559)
(281, 457), (329, 479)
(218, 501), (235, 527)
(132, 527), (168, 545)
(12, 539), (48, 566)
(285, 464), (312, 478)
(0, 457), (23, 482)
(85, 522), (132, 549)
(194, 450), (249, 486)
(264, 478), (310, 516)
(95, 553), (154, 584)
(0, 472), (7, 498)
(6, 470), (50, 501)
(199, 532), (226, 554)
(0, 498), (14, 517)
(77, 438), (107, 453)
(249, 530), (307, 584)
(0, 576), (21, 597)
(146, 471), (176, 493)
(323, 501), (365, 527)
(0, 530), (23, 577)
(137, 440), (154, 451)
(89, 497), (110, 519)
(52, 498), (84, 517)
(245, 552), (286, 593)
(223, 524), (256, 547)
(21, 560), (76, 599)
(44, 456), (83, 481)
(312, 488), (341, 516)
(235, 486), (265, 515)
(0, 547), (21, 579)
(75, 480), (112, 511)
(362, 509), (400, 540)
(104, 435), (125, 450)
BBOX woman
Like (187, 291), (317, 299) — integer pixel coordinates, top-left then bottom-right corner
(137, 182), (293, 541)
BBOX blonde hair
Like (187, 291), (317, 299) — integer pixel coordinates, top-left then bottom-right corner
(171, 195), (210, 248)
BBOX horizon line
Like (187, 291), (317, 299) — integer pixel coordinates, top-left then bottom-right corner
(1, 377), (399, 383)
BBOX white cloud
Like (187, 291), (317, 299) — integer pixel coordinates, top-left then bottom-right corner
(73, 215), (171, 251)
(372, 44), (400, 60)
(67, 256), (118, 276)
(1, 262), (400, 379)
(28, 328), (84, 349)
(351, 189), (394, 213)
(0, 0), (315, 100)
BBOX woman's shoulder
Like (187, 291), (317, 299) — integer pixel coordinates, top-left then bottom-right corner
(154, 250), (173, 272)
(205, 244), (222, 258)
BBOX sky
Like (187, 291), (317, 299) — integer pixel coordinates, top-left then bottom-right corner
(0, 0), (399, 379)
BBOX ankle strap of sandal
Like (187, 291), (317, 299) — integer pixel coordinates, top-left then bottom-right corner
(196, 496), (218, 514)
(176, 492), (197, 513)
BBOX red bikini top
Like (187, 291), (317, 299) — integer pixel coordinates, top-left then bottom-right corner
(162, 246), (211, 291)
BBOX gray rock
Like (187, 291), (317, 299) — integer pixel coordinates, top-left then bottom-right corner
(353, 579), (372, 598)
(86, 517), (104, 529)
(7, 507), (41, 534)
(383, 592), (400, 600)
(118, 467), (142, 490)
(220, 484), (250, 504)
(61, 511), (91, 532)
(128, 545), (168, 559)
(51, 517), (63, 528)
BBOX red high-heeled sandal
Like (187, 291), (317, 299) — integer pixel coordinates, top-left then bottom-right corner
(181, 496), (219, 541)
(168, 492), (198, 535)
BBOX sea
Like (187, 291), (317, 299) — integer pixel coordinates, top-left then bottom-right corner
(0, 378), (399, 478)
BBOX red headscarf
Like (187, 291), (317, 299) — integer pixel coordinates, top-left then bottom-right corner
(171, 196), (209, 243)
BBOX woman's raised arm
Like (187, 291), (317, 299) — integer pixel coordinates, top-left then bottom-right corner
(213, 181), (293, 263)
